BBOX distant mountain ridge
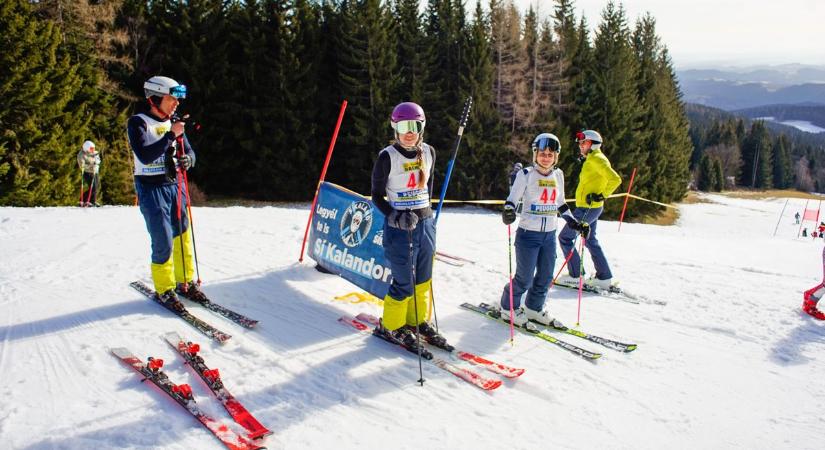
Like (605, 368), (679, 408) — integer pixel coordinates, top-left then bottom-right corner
(677, 64), (825, 110)
(733, 104), (825, 130)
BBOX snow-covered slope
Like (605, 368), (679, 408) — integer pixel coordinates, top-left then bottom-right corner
(0, 194), (822, 450)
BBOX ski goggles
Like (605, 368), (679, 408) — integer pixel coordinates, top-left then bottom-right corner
(534, 137), (560, 152)
(169, 85), (187, 99)
(393, 120), (424, 134)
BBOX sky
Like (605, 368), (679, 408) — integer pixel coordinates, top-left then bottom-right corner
(515, 0), (825, 68)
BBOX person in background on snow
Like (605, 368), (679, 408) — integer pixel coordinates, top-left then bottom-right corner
(370, 102), (449, 353)
(794, 211), (800, 224)
(557, 130), (622, 290)
(802, 246), (825, 320)
(77, 140), (101, 206)
(127, 75), (204, 311)
(494, 133), (589, 326)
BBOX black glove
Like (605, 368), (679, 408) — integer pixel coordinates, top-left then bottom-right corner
(387, 210), (419, 231)
(179, 154), (194, 171)
(572, 221), (591, 239)
(502, 205), (516, 225)
(585, 192), (605, 204)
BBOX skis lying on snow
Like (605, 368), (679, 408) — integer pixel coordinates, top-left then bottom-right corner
(164, 332), (272, 440)
(552, 281), (667, 306)
(111, 347), (264, 450)
(354, 313), (524, 379)
(472, 303), (637, 353)
(338, 315), (504, 391)
(130, 281), (232, 344)
(460, 303), (602, 361)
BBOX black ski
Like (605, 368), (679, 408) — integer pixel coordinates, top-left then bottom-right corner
(130, 281), (231, 343)
(460, 303), (602, 361)
(553, 281), (667, 306)
(180, 287), (259, 329)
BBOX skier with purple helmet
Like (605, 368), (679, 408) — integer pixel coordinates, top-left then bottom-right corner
(370, 102), (450, 355)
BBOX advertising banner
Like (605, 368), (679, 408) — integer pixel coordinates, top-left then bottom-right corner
(308, 182), (392, 299)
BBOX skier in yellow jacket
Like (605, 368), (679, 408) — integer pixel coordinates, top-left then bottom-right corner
(557, 130), (622, 290)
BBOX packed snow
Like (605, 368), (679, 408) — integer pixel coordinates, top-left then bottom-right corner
(1, 193), (823, 450)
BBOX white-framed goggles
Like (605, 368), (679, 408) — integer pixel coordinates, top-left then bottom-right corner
(392, 120), (424, 134)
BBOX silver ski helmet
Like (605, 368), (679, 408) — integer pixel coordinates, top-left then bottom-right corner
(576, 130), (602, 149)
(143, 76), (187, 99)
(82, 140), (95, 152)
(531, 133), (561, 167)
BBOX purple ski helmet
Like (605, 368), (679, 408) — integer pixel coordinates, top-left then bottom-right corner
(391, 102), (426, 125)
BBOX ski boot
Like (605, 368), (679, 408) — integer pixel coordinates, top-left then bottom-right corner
(374, 320), (433, 359)
(803, 289), (825, 320)
(407, 322), (454, 352)
(157, 289), (186, 313)
(176, 281), (209, 304)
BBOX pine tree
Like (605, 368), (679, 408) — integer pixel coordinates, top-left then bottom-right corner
(713, 158), (725, 191)
(0, 0), (116, 206)
(393, 0), (426, 102)
(696, 154), (713, 192)
(333, 0), (399, 194)
(740, 121), (772, 189)
(772, 134), (793, 189)
(581, 1), (644, 217)
(456, 0), (510, 199)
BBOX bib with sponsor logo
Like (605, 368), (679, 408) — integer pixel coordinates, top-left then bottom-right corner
(132, 113), (172, 176)
(381, 144), (433, 210)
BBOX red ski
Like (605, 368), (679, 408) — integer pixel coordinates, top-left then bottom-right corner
(111, 347), (264, 450)
(164, 332), (272, 440)
(354, 312), (524, 378)
(339, 315), (502, 391)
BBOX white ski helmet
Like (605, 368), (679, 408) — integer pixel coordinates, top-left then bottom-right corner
(143, 76), (187, 99)
(82, 140), (95, 152)
(576, 130), (602, 149)
(531, 133), (561, 167)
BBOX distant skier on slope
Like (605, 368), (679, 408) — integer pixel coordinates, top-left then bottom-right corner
(557, 130), (622, 290)
(127, 75), (203, 311)
(803, 246), (825, 320)
(494, 133), (589, 326)
(77, 140), (101, 206)
(370, 102), (449, 351)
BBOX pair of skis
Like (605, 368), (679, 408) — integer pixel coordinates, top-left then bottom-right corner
(461, 303), (637, 360)
(339, 313), (523, 391)
(112, 339), (269, 450)
(131, 281), (259, 344)
(435, 250), (474, 267)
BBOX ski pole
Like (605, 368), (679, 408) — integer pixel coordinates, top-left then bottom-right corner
(181, 169), (200, 285)
(173, 138), (188, 294)
(434, 97), (473, 224)
(576, 234), (586, 326)
(507, 223), (515, 345)
(408, 227), (425, 386)
(85, 173), (96, 206)
(78, 168), (84, 206)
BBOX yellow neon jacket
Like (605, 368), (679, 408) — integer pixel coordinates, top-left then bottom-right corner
(575, 149), (622, 208)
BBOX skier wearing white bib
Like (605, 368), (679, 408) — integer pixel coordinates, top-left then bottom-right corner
(495, 133), (589, 326)
(370, 102), (450, 354)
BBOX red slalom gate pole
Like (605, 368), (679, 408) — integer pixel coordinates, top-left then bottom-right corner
(299, 100), (348, 262)
(617, 167), (637, 232)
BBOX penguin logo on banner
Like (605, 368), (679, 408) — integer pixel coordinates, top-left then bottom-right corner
(340, 201), (373, 248)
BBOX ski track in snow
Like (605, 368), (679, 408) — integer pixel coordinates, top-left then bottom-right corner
(1, 195), (825, 449)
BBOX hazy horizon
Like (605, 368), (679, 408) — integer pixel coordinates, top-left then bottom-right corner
(513, 0), (825, 69)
